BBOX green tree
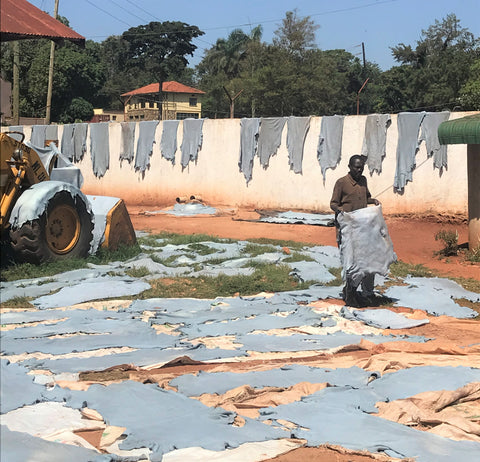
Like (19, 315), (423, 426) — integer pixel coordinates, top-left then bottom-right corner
(60, 97), (94, 123)
(96, 35), (136, 110)
(273, 9), (319, 56)
(375, 65), (417, 113)
(459, 59), (480, 110)
(387, 14), (480, 111)
(1, 38), (104, 122)
(197, 26), (263, 118)
(121, 21), (203, 83)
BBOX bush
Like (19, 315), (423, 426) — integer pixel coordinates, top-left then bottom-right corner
(465, 245), (480, 262)
(435, 229), (459, 256)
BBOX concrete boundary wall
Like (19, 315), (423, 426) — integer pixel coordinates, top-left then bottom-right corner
(4, 112), (477, 214)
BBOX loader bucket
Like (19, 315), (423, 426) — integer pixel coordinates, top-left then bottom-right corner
(87, 195), (136, 253)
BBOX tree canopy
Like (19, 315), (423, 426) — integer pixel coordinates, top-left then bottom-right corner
(1, 12), (479, 122)
(385, 13), (480, 111)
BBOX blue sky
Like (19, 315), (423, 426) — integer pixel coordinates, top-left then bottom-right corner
(31, 0), (480, 70)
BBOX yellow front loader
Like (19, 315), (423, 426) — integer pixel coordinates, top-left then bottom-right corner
(1, 131), (136, 264)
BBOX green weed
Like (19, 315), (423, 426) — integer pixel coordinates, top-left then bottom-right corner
(454, 298), (480, 319)
(246, 237), (311, 251)
(451, 277), (480, 294)
(138, 263), (315, 299)
(389, 261), (437, 278)
(89, 243), (142, 264)
(0, 296), (34, 309)
(283, 252), (316, 263)
(36, 278), (56, 286)
(1, 243), (141, 282)
(325, 267), (343, 286)
(435, 229), (459, 256)
(187, 243), (218, 255)
(241, 242), (277, 257)
(139, 232), (235, 248)
(125, 266), (151, 278)
(2, 259), (87, 281)
(464, 245), (480, 263)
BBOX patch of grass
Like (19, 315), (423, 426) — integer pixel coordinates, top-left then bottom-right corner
(283, 252), (315, 263)
(125, 266), (151, 278)
(0, 296), (34, 309)
(241, 242), (277, 257)
(137, 234), (165, 248)
(389, 261), (438, 279)
(243, 260), (275, 269)
(451, 277), (480, 294)
(325, 267), (343, 286)
(187, 243), (218, 255)
(36, 278), (56, 286)
(1, 243), (142, 282)
(454, 298), (480, 319)
(246, 238), (311, 251)
(89, 243), (142, 264)
(139, 232), (235, 248)
(2, 259), (88, 282)
(203, 257), (235, 266)
(138, 263), (314, 299)
(151, 254), (192, 267)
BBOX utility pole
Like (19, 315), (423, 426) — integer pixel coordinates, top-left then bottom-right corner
(12, 41), (20, 125)
(362, 42), (366, 70)
(356, 78), (369, 115)
(45, 0), (60, 125)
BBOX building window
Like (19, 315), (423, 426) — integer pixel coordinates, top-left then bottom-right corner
(149, 102), (154, 108)
(141, 101), (145, 108)
(112, 115), (117, 120)
(140, 114), (145, 119)
(177, 112), (199, 120)
(189, 97), (197, 107)
(129, 116), (133, 120)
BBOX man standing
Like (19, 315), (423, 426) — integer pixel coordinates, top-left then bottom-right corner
(330, 155), (380, 307)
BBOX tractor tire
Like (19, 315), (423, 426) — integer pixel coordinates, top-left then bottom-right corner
(10, 190), (94, 264)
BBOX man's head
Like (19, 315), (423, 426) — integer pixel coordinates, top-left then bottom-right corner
(348, 155), (365, 180)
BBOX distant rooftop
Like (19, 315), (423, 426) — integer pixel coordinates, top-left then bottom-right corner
(121, 81), (205, 97)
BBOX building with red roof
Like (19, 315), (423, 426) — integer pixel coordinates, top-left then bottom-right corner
(121, 81), (205, 121)
(0, 0), (85, 44)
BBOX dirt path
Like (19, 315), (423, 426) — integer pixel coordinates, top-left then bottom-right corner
(128, 206), (479, 280)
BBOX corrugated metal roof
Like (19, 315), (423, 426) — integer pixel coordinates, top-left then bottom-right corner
(438, 113), (480, 145)
(0, 0), (85, 44)
(121, 81), (205, 97)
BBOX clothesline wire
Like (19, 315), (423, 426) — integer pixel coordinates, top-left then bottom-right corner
(373, 156), (432, 198)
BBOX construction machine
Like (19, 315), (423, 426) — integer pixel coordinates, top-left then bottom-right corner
(1, 131), (136, 264)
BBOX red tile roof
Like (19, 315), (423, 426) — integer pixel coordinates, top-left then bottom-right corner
(0, 0), (85, 44)
(121, 81), (205, 97)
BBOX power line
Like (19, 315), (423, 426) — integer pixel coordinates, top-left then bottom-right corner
(84, 0), (132, 28)
(81, 0), (400, 42)
(106, 0), (149, 23)
(123, 0), (162, 22)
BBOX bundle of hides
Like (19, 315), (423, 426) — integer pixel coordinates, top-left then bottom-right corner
(337, 205), (397, 286)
